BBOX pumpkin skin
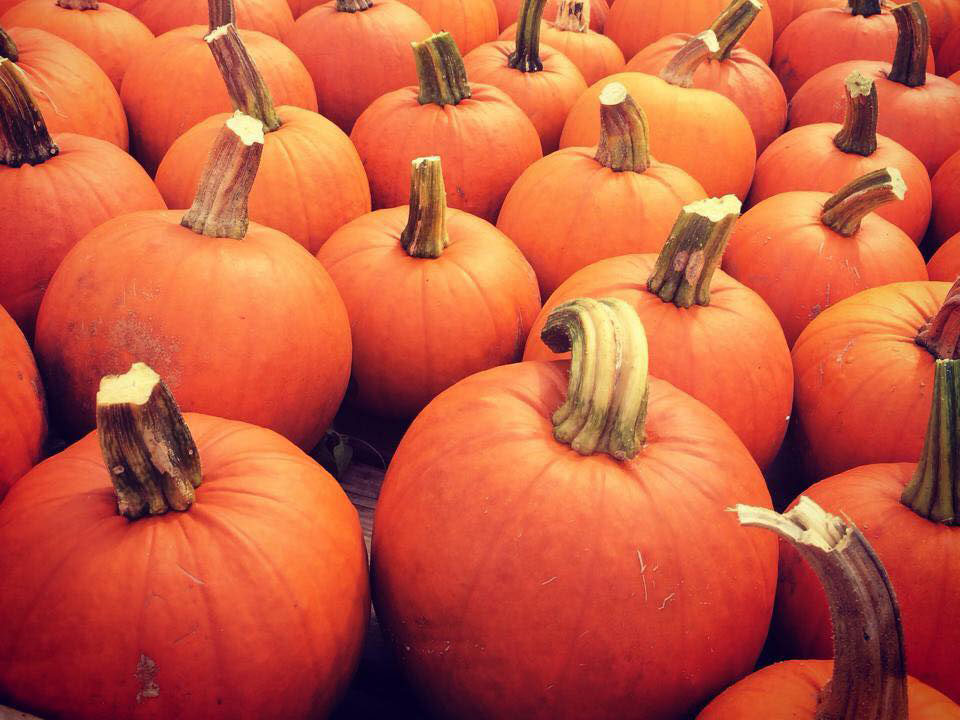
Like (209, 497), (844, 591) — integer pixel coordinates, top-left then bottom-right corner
(285, 0), (432, 133)
(155, 106), (370, 254)
(497, 20), (624, 85)
(493, 0), (607, 32)
(0, 307), (45, 502)
(626, 33), (787, 155)
(394, 0), (498, 52)
(930, 148), (960, 248)
(4, 27), (127, 148)
(927, 231), (960, 280)
(0, 413), (370, 720)
(921, 0), (960, 53)
(938, 25), (960, 76)
(768, 0), (800, 38)
(1, 1), (154, 92)
(132, 0), (295, 39)
(33, 210), (352, 450)
(121, 26), (317, 175)
(372, 363), (777, 719)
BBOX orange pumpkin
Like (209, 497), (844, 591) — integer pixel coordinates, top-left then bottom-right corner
(132, 0), (294, 38)
(494, 0), (607, 32)
(0, 363), (369, 720)
(394, 0), (497, 52)
(928, 231), (960, 280)
(931, 148), (960, 248)
(938, 24), (960, 76)
(350, 32), (542, 223)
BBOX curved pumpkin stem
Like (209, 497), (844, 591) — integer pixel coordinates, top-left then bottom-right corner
(541, 297), (650, 460)
(709, 0), (761, 62)
(918, 277), (960, 360)
(646, 195), (742, 308)
(208, 0), (236, 32)
(0, 58), (58, 167)
(400, 156), (449, 259)
(97, 362), (202, 520)
(659, 31), (720, 87)
(554, 0), (589, 33)
(56, 0), (99, 8)
(820, 168), (905, 237)
(181, 111), (264, 239)
(413, 32), (471, 107)
(736, 497), (909, 720)
(0, 27), (18, 62)
(509, 0), (548, 72)
(833, 72), (878, 157)
(595, 83), (650, 173)
(888, 2), (929, 88)
(335, 0), (372, 10)
(206, 24), (280, 132)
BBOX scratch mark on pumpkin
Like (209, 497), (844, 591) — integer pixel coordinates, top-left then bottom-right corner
(658, 593), (675, 611)
(541, 576), (558, 586)
(835, 339), (855, 365)
(172, 625), (199, 645)
(177, 564), (205, 586)
(135, 654), (160, 703)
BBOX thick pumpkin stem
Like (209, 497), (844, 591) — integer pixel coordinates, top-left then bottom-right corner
(595, 83), (650, 173)
(888, 2), (929, 88)
(820, 168), (905, 237)
(508, 0), (548, 72)
(0, 59), (58, 167)
(56, 0), (99, 8)
(554, 0), (589, 32)
(335, 0), (372, 10)
(96, 363), (202, 520)
(918, 276), (960, 357)
(208, 0), (235, 32)
(709, 0), (761, 62)
(181, 111), (264, 239)
(659, 31), (720, 87)
(736, 497), (909, 720)
(833, 72), (878, 156)
(413, 32), (471, 106)
(400, 156), (449, 259)
(0, 27), (18, 62)
(646, 195), (742, 308)
(541, 297), (650, 460)
(848, 0), (881, 17)
(206, 24), (280, 132)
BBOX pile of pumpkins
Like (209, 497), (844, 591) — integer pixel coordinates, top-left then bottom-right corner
(1, 0), (959, 716)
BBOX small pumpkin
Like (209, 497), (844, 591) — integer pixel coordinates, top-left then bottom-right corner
(394, 0), (497, 52)
(930, 147), (960, 249)
(132, 0), (294, 39)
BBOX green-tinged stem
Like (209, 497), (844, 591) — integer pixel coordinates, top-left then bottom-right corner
(736, 498), (908, 720)
(208, 0), (235, 33)
(918, 276), (960, 358)
(540, 297), (650, 460)
(335, 0), (372, 10)
(848, 0), (881, 17)
(888, 2), (929, 87)
(0, 27), (18, 62)
(595, 83), (650, 172)
(413, 32), (471, 106)
(0, 59), (58, 167)
(820, 168), (905, 237)
(509, 0), (548, 72)
(833, 71), (878, 156)
(400, 156), (449, 259)
(659, 31), (720, 87)
(646, 195), (742, 307)
(709, 0), (761, 62)
(181, 111), (264, 239)
(205, 24), (280, 132)
(96, 363), (202, 520)
(554, 0), (589, 32)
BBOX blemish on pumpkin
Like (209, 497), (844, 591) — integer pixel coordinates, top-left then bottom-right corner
(541, 576), (558, 586)
(177, 564), (205, 586)
(135, 653), (160, 703)
(658, 593), (675, 610)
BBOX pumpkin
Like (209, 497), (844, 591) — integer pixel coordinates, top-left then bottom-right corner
(496, 82), (706, 298)
(34, 113), (352, 449)
(0, 362), (369, 720)
(318, 156), (540, 418)
(494, 0), (607, 32)
(132, 0), (294, 39)
(772, 0), (935, 99)
(938, 24), (960, 76)
(919, 0), (960, 53)
(560, 32), (756, 198)
(0, 0), (154, 92)
(372, 297), (777, 719)
(699, 497), (960, 718)
(625, 0), (788, 155)
(928, 231), (960, 281)
(930, 148), (960, 248)
(748, 71), (932, 243)
(287, 0), (324, 16)
(0, 57), (165, 340)
(767, 0), (800, 38)
(394, 0), (497, 52)
(788, 2), (960, 175)
(0, 305), (45, 501)
(350, 32), (542, 223)
(0, 26), (126, 148)
(285, 0), (431, 133)
(522, 195), (793, 469)
(155, 24), (369, 254)
(463, 0), (587, 153)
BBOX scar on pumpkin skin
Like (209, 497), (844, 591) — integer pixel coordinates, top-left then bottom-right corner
(135, 653), (160, 703)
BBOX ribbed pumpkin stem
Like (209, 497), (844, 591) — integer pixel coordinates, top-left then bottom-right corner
(413, 32), (471, 106)
(181, 111), (264, 239)
(659, 31), (720, 87)
(0, 58), (58, 167)
(97, 362), (202, 520)
(917, 277), (960, 360)
(647, 195), (742, 308)
(595, 83), (650, 173)
(208, 0), (235, 32)
(848, 0), (881, 17)
(709, 0), (761, 62)
(206, 24), (280, 132)
(888, 1), (929, 87)
(834, 71), (878, 156)
(335, 0), (372, 10)
(0, 27), (18, 62)
(509, 0), (548, 72)
(540, 297), (650, 460)
(554, 0), (589, 33)
(820, 168), (905, 237)
(400, 156), (449, 259)
(736, 497), (908, 720)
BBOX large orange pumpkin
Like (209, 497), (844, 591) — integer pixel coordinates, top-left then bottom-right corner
(350, 31), (542, 223)
(928, 231), (960, 280)
(394, 0), (497, 52)
(930, 147), (960, 248)
(0, 363), (369, 720)
(494, 0), (607, 32)
(34, 113), (352, 449)
(132, 0), (294, 39)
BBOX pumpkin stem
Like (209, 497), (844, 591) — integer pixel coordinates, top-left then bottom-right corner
(820, 167), (905, 237)
(736, 498), (908, 720)
(56, 0), (99, 8)
(181, 111), (264, 239)
(208, 0), (235, 32)
(554, 0), (589, 33)
(595, 83), (650, 173)
(541, 297), (650, 460)
(709, 0), (761, 62)
(887, 1), (929, 88)
(659, 31), (720, 87)
(833, 71), (878, 157)
(848, 0), (881, 17)
(413, 32), (472, 106)
(646, 195), (742, 308)
(97, 362), (202, 520)
(0, 58), (58, 167)
(206, 24), (280, 132)
(335, 0), (372, 10)
(508, 0), (548, 72)
(0, 26), (19, 62)
(400, 156), (449, 259)
(917, 277), (960, 360)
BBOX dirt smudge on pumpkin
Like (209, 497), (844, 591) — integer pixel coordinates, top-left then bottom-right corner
(135, 653), (160, 703)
